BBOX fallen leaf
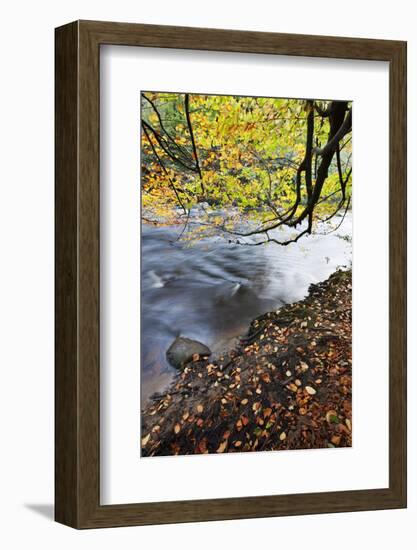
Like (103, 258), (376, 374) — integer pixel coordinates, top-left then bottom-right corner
(174, 423), (181, 434)
(197, 404), (204, 413)
(331, 435), (341, 446)
(234, 440), (242, 447)
(141, 433), (151, 446)
(326, 410), (339, 424)
(305, 386), (317, 395)
(241, 398), (249, 405)
(263, 407), (272, 418)
(217, 440), (228, 453)
(279, 432), (287, 441)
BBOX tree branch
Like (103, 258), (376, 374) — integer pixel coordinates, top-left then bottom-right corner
(184, 94), (204, 194)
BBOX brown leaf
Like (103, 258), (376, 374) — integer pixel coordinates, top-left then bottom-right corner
(174, 423), (181, 434)
(197, 404), (204, 413)
(331, 435), (341, 446)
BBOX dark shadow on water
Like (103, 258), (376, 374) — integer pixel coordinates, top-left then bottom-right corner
(25, 503), (54, 521)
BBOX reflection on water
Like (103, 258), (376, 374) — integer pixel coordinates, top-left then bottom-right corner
(141, 214), (352, 402)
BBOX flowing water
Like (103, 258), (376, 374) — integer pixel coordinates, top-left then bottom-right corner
(141, 213), (352, 402)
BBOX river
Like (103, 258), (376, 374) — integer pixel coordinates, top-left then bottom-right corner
(141, 212), (352, 402)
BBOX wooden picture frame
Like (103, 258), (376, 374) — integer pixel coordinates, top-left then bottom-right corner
(55, 20), (407, 528)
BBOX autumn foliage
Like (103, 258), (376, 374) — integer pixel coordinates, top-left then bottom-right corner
(141, 92), (352, 245)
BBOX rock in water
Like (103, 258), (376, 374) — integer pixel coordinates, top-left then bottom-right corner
(166, 337), (211, 369)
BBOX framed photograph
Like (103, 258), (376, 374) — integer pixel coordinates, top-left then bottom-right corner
(55, 20), (407, 528)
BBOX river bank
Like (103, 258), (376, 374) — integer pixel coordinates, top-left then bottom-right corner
(141, 216), (352, 402)
(141, 269), (352, 456)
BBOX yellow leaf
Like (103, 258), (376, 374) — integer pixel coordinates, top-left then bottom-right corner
(141, 433), (151, 446)
(197, 404), (204, 413)
(305, 386), (317, 395)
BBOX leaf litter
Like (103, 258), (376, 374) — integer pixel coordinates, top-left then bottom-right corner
(141, 270), (352, 456)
